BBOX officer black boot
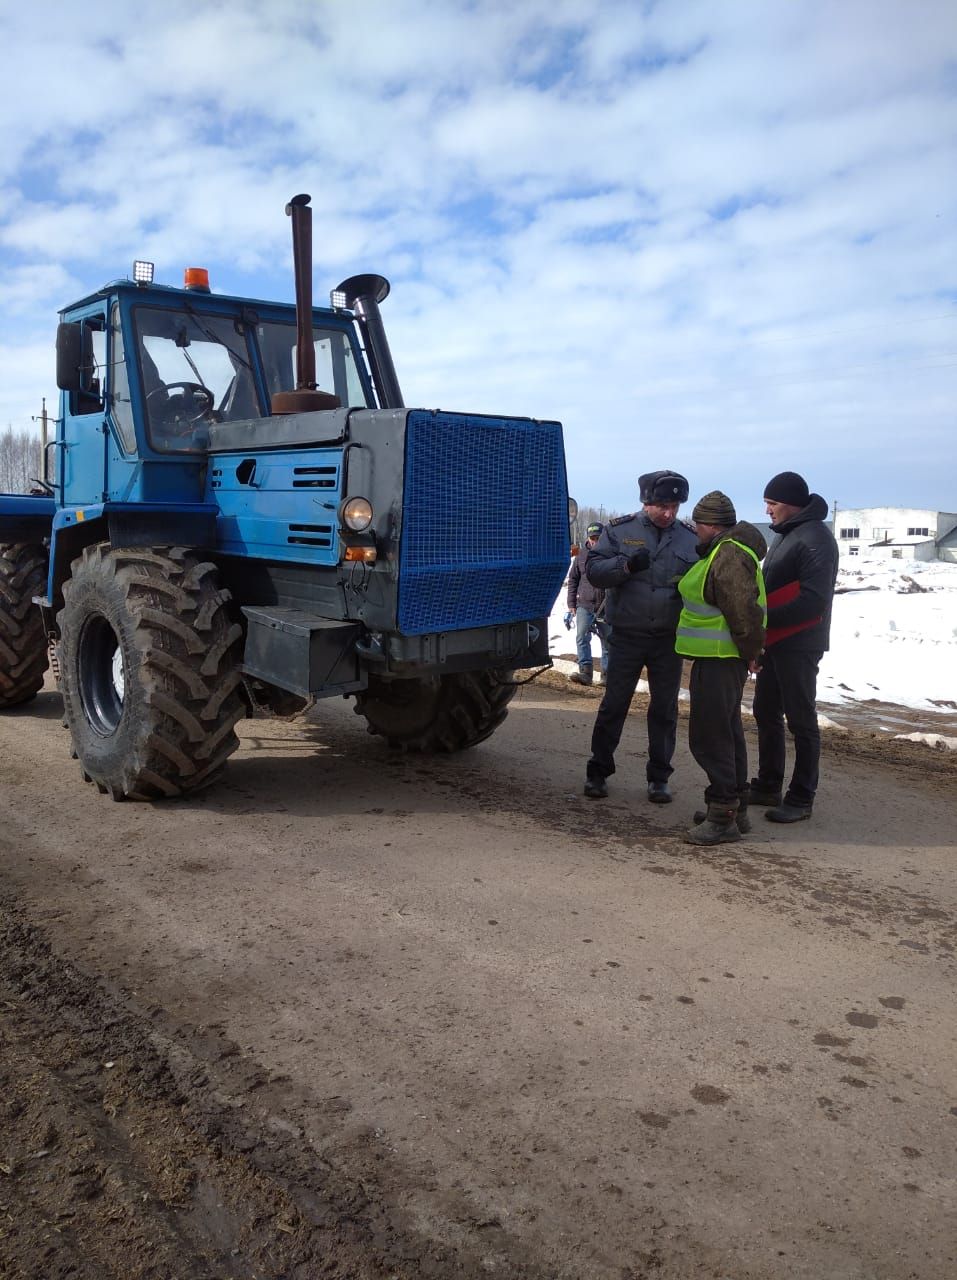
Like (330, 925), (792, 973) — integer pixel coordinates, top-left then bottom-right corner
(569, 663), (593, 686)
(685, 801), (742, 845)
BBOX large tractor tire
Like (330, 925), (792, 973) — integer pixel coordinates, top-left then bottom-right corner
(355, 669), (517, 752)
(57, 544), (244, 800)
(0, 543), (49, 708)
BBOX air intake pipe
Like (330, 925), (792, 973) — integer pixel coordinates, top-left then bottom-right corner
(334, 274), (404, 409)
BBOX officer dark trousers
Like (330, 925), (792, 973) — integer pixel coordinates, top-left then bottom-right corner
(587, 628), (684, 784)
(687, 657), (749, 803)
(752, 649), (822, 806)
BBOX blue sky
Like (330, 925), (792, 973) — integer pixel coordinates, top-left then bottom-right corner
(1, 0), (955, 518)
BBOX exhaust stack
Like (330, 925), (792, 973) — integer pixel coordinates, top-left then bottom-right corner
(272, 194), (340, 414)
(334, 274), (404, 410)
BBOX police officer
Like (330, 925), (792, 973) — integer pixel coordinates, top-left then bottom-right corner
(582, 470), (698, 802)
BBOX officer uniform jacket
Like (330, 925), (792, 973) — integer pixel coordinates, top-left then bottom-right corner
(585, 511), (698, 635)
(566, 546), (605, 613)
(763, 494), (839, 652)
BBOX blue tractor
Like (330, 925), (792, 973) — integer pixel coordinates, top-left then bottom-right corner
(0, 196), (572, 799)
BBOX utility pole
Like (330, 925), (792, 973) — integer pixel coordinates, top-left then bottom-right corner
(31, 398), (50, 486)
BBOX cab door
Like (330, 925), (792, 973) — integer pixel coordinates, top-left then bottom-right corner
(57, 307), (109, 507)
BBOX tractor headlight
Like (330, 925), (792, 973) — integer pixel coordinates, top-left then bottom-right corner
(340, 496), (373, 532)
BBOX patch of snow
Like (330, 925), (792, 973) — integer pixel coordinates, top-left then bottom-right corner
(549, 552), (957, 716)
(816, 714), (848, 731)
(893, 732), (957, 752)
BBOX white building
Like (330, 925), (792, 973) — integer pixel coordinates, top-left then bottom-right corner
(834, 507), (957, 563)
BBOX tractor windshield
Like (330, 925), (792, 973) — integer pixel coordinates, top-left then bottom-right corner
(135, 307), (259, 453)
(133, 307), (370, 453)
(256, 320), (371, 410)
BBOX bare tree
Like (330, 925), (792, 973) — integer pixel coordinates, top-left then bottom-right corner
(571, 503), (623, 548)
(0, 428), (43, 495)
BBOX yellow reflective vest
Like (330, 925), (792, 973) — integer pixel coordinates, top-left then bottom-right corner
(675, 539), (767, 658)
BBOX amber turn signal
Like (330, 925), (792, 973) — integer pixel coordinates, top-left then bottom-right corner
(343, 546), (377, 563)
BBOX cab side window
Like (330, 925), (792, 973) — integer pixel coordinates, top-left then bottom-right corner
(109, 304), (137, 452)
(73, 321), (106, 417)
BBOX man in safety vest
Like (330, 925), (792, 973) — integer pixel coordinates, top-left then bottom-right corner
(676, 491), (767, 845)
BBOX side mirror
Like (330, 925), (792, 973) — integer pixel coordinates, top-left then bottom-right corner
(56, 321), (102, 411)
(56, 322), (84, 391)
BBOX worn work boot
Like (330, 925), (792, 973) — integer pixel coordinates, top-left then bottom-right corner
(685, 801), (742, 845)
(569, 663), (594, 686)
(647, 781), (672, 804)
(747, 779), (783, 808)
(583, 774), (608, 799)
(694, 802), (751, 834)
(765, 800), (812, 823)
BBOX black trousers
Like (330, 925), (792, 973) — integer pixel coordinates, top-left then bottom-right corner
(687, 657), (749, 804)
(588, 629), (684, 783)
(752, 648), (823, 806)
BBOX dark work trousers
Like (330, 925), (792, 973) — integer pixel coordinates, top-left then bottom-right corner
(752, 648), (823, 806)
(687, 657), (749, 804)
(587, 628), (684, 784)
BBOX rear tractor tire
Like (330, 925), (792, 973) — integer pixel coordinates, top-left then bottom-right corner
(355, 669), (517, 752)
(0, 542), (49, 708)
(57, 544), (244, 800)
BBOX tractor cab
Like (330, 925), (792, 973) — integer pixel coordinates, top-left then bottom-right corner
(54, 272), (374, 506)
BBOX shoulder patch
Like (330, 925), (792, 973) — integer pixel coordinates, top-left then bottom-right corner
(609, 513), (635, 526)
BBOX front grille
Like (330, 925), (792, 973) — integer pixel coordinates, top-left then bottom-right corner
(398, 410), (568, 635)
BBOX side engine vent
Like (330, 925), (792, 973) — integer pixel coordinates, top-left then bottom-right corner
(287, 523), (333, 547)
(292, 466), (337, 488)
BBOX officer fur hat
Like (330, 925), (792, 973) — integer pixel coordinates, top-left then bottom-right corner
(692, 491), (736, 527)
(638, 470), (689, 504)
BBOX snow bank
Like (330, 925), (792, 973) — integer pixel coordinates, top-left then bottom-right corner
(820, 556), (957, 711)
(549, 552), (957, 714)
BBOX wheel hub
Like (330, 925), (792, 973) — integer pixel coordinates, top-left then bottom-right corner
(78, 614), (125, 735)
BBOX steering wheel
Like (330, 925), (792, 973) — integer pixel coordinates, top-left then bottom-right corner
(147, 381), (215, 434)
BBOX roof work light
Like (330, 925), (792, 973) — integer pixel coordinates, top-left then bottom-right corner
(133, 260), (154, 286)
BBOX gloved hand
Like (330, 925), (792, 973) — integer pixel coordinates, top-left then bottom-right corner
(563, 611), (574, 630)
(626, 548), (650, 573)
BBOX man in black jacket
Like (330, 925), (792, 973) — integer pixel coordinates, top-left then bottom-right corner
(750, 471), (839, 823)
(582, 470), (698, 803)
(566, 522), (608, 685)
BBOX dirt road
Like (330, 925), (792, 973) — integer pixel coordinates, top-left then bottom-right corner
(1, 675), (955, 1279)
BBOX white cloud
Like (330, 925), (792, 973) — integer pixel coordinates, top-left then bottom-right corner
(0, 0), (954, 515)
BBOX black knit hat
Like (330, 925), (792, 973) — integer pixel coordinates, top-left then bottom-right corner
(692, 491), (736, 527)
(639, 470), (689, 504)
(764, 471), (809, 506)
(586, 522), (603, 538)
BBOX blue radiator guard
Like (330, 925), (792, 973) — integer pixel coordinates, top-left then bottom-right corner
(397, 410), (569, 636)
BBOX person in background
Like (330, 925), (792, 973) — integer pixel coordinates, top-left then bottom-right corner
(582, 471), (698, 803)
(750, 471), (839, 823)
(675, 491), (767, 845)
(565, 521), (609, 686)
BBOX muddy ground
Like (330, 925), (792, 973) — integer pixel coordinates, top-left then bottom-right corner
(0, 674), (955, 1279)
